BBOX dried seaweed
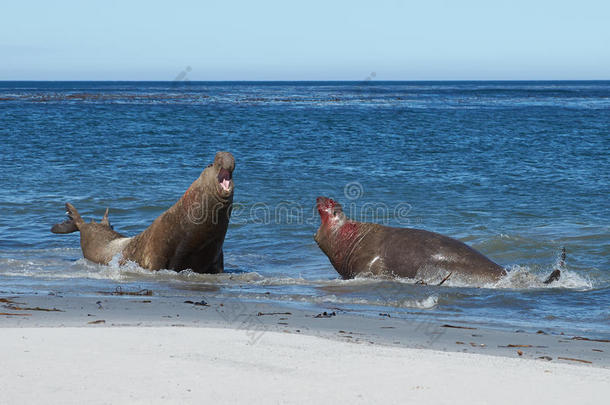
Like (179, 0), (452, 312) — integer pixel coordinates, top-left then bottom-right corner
(557, 357), (592, 364)
(0, 313), (31, 316)
(87, 319), (106, 324)
(571, 336), (610, 343)
(99, 287), (153, 296)
(6, 306), (63, 312)
(257, 312), (291, 316)
(441, 324), (477, 330)
(314, 311), (336, 318)
(184, 300), (209, 306)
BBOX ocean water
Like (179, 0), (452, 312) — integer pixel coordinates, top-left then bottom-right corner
(1, 81), (608, 337)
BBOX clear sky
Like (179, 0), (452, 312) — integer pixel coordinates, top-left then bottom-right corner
(1, 0), (608, 80)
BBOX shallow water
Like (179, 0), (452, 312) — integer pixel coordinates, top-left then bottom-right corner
(0, 81), (608, 337)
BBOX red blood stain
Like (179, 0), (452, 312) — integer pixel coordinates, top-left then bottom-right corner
(338, 222), (359, 240)
(317, 197), (337, 225)
(330, 222), (361, 268)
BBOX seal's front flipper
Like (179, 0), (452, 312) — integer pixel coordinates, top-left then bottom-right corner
(51, 219), (78, 234)
(51, 202), (84, 234)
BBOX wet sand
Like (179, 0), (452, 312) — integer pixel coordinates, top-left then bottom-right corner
(1, 292), (609, 403)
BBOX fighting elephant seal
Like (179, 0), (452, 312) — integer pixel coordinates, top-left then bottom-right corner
(314, 197), (561, 285)
(51, 151), (235, 273)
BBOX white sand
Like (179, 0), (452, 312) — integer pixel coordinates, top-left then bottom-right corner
(1, 327), (608, 404)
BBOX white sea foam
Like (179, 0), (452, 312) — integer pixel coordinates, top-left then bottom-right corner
(223, 292), (439, 310)
(0, 252), (600, 292)
(491, 265), (594, 290)
(310, 293), (439, 309)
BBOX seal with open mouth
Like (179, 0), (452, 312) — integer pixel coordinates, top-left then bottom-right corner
(51, 151), (235, 274)
(314, 196), (561, 285)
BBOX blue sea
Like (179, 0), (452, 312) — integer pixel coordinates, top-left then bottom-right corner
(1, 81), (608, 337)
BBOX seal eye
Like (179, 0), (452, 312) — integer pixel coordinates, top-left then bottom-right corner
(206, 164), (213, 168)
(333, 211), (337, 216)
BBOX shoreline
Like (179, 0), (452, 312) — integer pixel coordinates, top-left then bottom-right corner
(1, 291), (609, 403)
(2, 292), (608, 367)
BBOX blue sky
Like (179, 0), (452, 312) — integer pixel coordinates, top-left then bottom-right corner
(1, 0), (608, 80)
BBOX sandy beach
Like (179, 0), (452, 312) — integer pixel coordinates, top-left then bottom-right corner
(1, 293), (608, 404)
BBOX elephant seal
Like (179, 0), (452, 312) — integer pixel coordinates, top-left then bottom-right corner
(314, 197), (561, 285)
(51, 151), (235, 273)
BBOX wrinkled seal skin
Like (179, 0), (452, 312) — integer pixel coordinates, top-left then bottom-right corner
(314, 197), (507, 284)
(51, 152), (235, 274)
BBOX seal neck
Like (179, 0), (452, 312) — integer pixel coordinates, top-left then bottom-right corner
(317, 220), (364, 278)
(175, 175), (233, 234)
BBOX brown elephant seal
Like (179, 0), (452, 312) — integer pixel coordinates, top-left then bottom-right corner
(314, 197), (561, 285)
(51, 151), (235, 274)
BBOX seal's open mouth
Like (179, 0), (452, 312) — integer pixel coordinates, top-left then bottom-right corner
(218, 168), (232, 192)
(316, 196), (335, 215)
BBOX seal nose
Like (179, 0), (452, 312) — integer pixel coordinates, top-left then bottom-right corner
(316, 196), (327, 211)
(316, 196), (335, 215)
(214, 151), (235, 172)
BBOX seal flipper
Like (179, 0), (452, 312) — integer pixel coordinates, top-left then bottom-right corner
(543, 247), (565, 284)
(100, 208), (115, 230)
(51, 219), (78, 234)
(101, 208), (110, 227)
(51, 203), (85, 234)
(543, 269), (561, 284)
